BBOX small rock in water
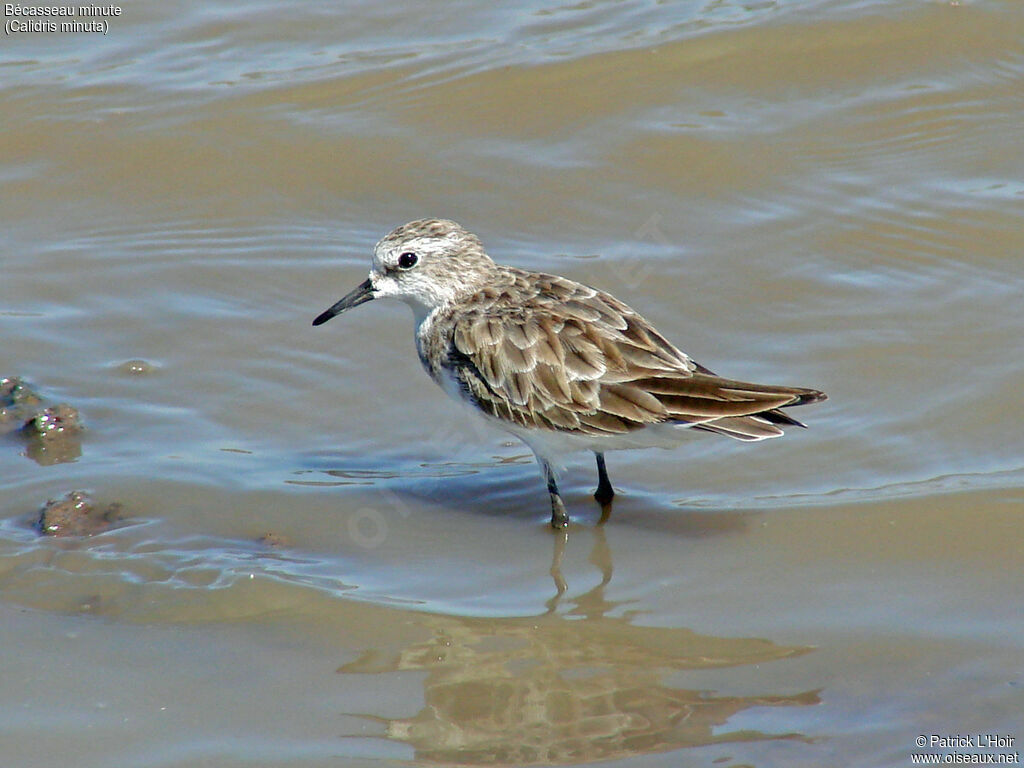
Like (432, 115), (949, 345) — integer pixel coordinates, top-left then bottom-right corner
(22, 404), (84, 465)
(36, 491), (122, 537)
(2, 377), (85, 464)
(117, 359), (157, 376)
(0, 377), (42, 433)
(23, 404), (82, 438)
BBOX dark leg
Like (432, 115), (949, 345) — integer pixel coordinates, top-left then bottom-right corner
(542, 459), (569, 529)
(594, 452), (615, 506)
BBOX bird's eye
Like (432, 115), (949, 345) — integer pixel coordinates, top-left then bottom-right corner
(397, 252), (418, 270)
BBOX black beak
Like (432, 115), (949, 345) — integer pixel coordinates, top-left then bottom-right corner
(312, 278), (375, 326)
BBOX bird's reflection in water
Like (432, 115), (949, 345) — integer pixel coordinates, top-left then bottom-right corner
(340, 527), (819, 765)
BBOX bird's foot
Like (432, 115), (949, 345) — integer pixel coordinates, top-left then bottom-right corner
(593, 484), (614, 507)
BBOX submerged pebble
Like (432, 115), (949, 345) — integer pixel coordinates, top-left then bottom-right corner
(117, 359), (157, 376)
(259, 532), (292, 548)
(36, 491), (123, 537)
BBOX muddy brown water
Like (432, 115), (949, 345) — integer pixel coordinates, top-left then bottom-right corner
(2, 2), (1022, 766)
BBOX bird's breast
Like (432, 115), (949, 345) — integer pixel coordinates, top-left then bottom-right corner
(415, 310), (452, 382)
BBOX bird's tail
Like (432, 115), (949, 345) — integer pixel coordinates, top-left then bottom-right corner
(637, 374), (827, 442)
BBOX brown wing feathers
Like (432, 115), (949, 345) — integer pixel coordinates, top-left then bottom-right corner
(446, 271), (825, 440)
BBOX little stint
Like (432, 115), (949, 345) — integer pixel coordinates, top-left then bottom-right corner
(313, 219), (826, 528)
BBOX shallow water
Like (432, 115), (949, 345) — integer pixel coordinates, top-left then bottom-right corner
(2, 1), (1023, 766)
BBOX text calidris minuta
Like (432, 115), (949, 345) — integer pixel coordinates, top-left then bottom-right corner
(313, 219), (826, 528)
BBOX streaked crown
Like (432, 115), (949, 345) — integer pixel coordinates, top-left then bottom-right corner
(370, 219), (497, 314)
